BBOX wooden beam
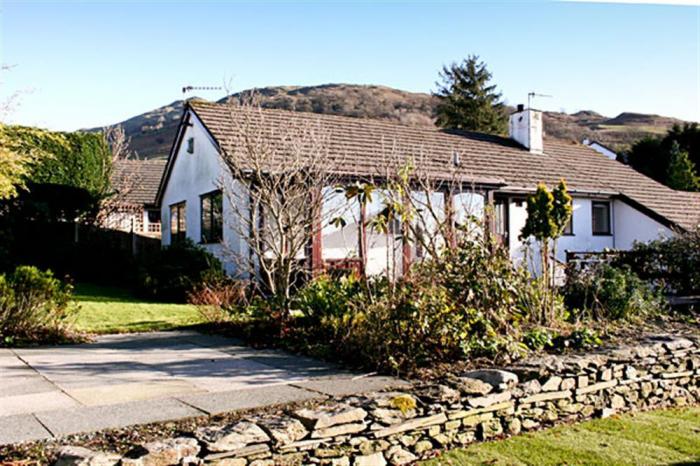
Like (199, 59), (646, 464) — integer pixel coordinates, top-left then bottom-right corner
(310, 189), (324, 276)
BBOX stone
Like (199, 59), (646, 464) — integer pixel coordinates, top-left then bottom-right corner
(577, 376), (589, 388)
(455, 431), (476, 445)
(325, 458), (350, 466)
(462, 370), (518, 390)
(467, 391), (511, 408)
(521, 419), (539, 430)
(625, 366), (638, 379)
(462, 413), (493, 427)
(600, 407), (617, 418)
(123, 437), (200, 466)
(610, 395), (626, 409)
(520, 390), (572, 404)
(196, 422), (270, 453)
(54, 446), (121, 466)
(448, 401), (513, 420)
(451, 376), (493, 395)
(249, 461), (273, 466)
(311, 422), (367, 439)
(506, 418), (522, 435)
(600, 368), (613, 382)
(371, 408), (413, 426)
(417, 384), (461, 404)
(353, 452), (387, 466)
(258, 417), (308, 446)
(358, 440), (390, 456)
(521, 379), (542, 395)
(541, 376), (562, 392)
(373, 413), (447, 438)
(295, 405), (368, 430)
(204, 444), (270, 462)
(575, 380), (617, 395)
(479, 419), (503, 439)
(560, 378), (576, 391)
(386, 446), (417, 466)
(209, 459), (247, 466)
(413, 440), (434, 454)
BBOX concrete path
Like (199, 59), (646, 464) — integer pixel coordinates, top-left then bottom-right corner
(0, 331), (407, 446)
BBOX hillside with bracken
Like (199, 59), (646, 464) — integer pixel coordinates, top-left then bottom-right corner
(93, 84), (687, 159)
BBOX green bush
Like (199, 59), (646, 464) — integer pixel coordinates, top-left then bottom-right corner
(286, 238), (544, 373)
(136, 239), (225, 302)
(563, 263), (665, 321)
(294, 274), (362, 323)
(0, 265), (73, 345)
(613, 229), (700, 297)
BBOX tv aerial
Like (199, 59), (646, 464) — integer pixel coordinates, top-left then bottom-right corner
(182, 85), (223, 95)
(528, 91), (552, 109)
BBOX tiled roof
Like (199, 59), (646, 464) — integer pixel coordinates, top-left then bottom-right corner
(112, 159), (167, 206)
(187, 101), (700, 231)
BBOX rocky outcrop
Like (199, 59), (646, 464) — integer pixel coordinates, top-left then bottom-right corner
(53, 334), (699, 466)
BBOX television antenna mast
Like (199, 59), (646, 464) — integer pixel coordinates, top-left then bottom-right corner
(182, 85), (223, 95)
(528, 91), (552, 109)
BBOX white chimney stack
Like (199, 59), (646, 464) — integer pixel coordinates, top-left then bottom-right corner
(509, 104), (543, 154)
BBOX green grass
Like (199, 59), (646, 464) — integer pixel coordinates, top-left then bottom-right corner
(70, 283), (205, 334)
(422, 408), (700, 466)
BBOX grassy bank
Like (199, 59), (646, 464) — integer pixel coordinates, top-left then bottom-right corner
(71, 283), (205, 334)
(423, 407), (700, 465)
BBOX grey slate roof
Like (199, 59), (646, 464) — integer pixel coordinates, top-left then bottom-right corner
(178, 101), (700, 231)
(112, 159), (167, 207)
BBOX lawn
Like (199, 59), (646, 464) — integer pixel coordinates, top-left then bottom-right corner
(71, 283), (206, 334)
(423, 407), (700, 466)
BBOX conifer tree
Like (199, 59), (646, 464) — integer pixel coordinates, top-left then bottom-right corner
(666, 141), (700, 191)
(433, 55), (507, 134)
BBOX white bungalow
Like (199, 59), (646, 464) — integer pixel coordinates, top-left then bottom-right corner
(155, 100), (700, 277)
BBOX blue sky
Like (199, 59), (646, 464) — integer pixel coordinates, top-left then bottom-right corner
(1, 1), (698, 131)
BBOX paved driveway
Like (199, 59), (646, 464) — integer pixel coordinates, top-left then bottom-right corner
(0, 331), (407, 445)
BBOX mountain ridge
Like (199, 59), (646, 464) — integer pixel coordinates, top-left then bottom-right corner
(91, 83), (688, 159)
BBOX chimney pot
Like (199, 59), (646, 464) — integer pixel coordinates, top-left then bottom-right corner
(517, 104), (525, 112)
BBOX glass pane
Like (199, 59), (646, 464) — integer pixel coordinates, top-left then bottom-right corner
(201, 196), (212, 242)
(212, 192), (223, 241)
(593, 203), (609, 234)
(170, 205), (178, 236)
(178, 203), (186, 238)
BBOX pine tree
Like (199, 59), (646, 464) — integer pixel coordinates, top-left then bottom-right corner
(666, 141), (700, 191)
(433, 55), (507, 134)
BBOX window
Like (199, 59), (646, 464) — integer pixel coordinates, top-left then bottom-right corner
(200, 190), (223, 243)
(186, 137), (194, 154)
(563, 213), (574, 235)
(170, 202), (186, 243)
(592, 201), (611, 235)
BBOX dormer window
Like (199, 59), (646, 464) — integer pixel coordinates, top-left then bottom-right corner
(186, 137), (195, 154)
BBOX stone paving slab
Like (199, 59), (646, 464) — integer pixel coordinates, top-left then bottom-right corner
(35, 398), (204, 438)
(0, 391), (80, 417)
(176, 384), (322, 415)
(0, 331), (407, 446)
(66, 380), (202, 406)
(0, 375), (56, 397)
(0, 414), (52, 445)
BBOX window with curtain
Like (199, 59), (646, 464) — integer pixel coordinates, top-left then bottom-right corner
(200, 190), (223, 243)
(170, 202), (187, 243)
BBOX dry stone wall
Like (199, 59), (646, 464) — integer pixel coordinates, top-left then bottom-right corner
(56, 334), (700, 466)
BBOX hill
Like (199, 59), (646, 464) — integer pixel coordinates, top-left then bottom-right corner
(93, 84), (687, 159)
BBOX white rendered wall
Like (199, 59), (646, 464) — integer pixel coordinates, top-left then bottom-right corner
(160, 112), (243, 276)
(510, 197), (615, 275)
(613, 200), (673, 249)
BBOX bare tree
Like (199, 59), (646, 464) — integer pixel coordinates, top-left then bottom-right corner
(95, 125), (142, 228)
(217, 97), (347, 310)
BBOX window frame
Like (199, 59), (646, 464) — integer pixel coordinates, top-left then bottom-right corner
(591, 200), (612, 236)
(200, 190), (223, 244)
(169, 201), (187, 243)
(562, 211), (574, 236)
